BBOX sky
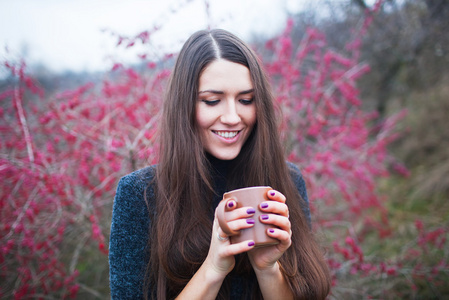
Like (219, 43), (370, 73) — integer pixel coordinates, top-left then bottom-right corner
(0, 0), (306, 74)
(0, 0), (382, 74)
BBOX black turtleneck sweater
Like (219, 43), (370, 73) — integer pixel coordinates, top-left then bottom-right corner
(108, 158), (311, 299)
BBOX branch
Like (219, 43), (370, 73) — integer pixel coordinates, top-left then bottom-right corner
(14, 87), (34, 164)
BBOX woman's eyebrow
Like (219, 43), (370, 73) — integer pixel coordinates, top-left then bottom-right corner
(198, 89), (224, 95)
(198, 88), (254, 95)
(237, 89), (254, 95)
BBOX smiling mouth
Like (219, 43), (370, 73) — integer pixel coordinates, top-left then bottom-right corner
(213, 130), (241, 139)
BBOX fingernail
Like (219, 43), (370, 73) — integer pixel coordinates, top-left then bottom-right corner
(270, 191), (276, 196)
(248, 241), (255, 247)
(260, 202), (268, 209)
(261, 215), (269, 220)
(228, 202), (234, 208)
(246, 219), (255, 224)
(269, 229), (275, 233)
(246, 208), (256, 214)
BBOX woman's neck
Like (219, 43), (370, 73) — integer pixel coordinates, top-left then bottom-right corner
(206, 152), (233, 177)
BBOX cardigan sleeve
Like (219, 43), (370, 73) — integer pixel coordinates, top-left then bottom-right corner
(109, 168), (154, 299)
(287, 162), (312, 227)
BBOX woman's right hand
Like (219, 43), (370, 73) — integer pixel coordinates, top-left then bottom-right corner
(176, 199), (256, 299)
(204, 199), (257, 279)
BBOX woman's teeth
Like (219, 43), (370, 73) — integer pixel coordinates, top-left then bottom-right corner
(215, 131), (239, 139)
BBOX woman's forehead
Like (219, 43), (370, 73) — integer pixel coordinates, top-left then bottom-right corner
(199, 60), (253, 93)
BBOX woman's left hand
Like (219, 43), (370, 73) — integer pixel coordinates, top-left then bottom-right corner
(247, 189), (291, 271)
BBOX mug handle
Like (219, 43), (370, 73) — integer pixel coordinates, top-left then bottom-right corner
(216, 198), (239, 236)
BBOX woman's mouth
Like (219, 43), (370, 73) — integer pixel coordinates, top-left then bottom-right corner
(213, 130), (241, 139)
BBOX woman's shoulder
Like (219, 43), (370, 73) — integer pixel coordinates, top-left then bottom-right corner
(115, 165), (157, 204)
(119, 165), (157, 187)
(285, 161), (311, 226)
(117, 165), (157, 191)
(285, 161), (309, 201)
(285, 161), (304, 181)
(113, 165), (158, 219)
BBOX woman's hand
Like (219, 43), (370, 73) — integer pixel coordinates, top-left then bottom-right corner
(203, 201), (257, 280)
(247, 189), (292, 271)
(176, 202), (257, 299)
(196, 191), (293, 300)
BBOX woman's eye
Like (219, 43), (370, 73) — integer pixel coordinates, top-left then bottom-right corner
(239, 98), (254, 105)
(202, 100), (220, 106)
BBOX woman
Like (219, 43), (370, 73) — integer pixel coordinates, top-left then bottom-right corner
(109, 29), (331, 299)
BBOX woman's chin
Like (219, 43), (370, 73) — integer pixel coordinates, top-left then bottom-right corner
(207, 149), (240, 161)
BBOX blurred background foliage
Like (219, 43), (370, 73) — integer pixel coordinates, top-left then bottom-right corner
(265, 0), (449, 212)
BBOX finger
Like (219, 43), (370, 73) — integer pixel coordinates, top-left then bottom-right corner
(259, 214), (291, 232)
(224, 218), (255, 233)
(224, 206), (256, 221)
(216, 226), (230, 241)
(267, 190), (286, 203)
(220, 240), (256, 257)
(216, 231), (230, 242)
(225, 199), (237, 210)
(259, 201), (289, 217)
(267, 228), (292, 247)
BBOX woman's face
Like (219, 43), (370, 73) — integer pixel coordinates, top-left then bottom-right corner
(196, 59), (256, 160)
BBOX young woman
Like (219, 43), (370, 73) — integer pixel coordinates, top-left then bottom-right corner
(109, 29), (331, 299)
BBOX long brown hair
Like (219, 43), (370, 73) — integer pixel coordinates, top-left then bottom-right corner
(147, 29), (331, 299)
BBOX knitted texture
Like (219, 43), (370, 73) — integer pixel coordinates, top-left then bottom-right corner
(109, 162), (310, 299)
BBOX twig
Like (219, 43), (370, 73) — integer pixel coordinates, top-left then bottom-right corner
(4, 185), (38, 240)
(70, 235), (89, 273)
(78, 283), (104, 299)
(14, 86), (34, 164)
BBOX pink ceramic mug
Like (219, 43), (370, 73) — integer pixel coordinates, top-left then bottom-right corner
(216, 186), (279, 247)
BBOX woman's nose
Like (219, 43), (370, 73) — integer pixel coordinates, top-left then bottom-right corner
(220, 101), (241, 125)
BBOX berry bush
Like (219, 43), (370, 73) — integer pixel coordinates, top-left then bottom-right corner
(1, 1), (447, 298)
